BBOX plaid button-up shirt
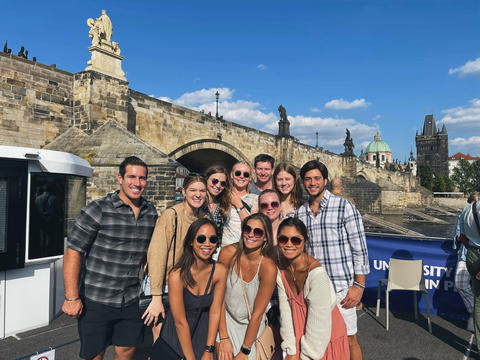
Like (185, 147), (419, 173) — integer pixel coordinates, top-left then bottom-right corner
(68, 191), (158, 307)
(296, 190), (369, 292)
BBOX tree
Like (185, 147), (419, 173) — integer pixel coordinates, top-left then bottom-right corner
(419, 165), (433, 190)
(433, 174), (446, 192)
(452, 159), (475, 194)
(444, 176), (455, 192)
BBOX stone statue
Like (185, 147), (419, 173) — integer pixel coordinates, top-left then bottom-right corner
(342, 128), (355, 156)
(87, 10), (113, 47)
(17, 46), (26, 58)
(3, 40), (7, 53)
(278, 104), (291, 137)
(278, 105), (288, 123)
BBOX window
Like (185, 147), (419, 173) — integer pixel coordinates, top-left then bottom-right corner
(373, 155), (376, 160)
(28, 174), (86, 260)
(382, 155), (385, 161)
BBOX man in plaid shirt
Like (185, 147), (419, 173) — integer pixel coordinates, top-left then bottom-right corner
(62, 156), (158, 360)
(296, 160), (369, 360)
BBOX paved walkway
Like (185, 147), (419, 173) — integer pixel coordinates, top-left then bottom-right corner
(1, 305), (478, 360)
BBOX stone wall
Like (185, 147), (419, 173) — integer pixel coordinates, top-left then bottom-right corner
(0, 52), (73, 148)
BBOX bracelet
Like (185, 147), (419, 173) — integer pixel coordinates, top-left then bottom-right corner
(65, 296), (81, 301)
(204, 345), (215, 353)
(219, 336), (230, 341)
(236, 206), (245, 213)
(353, 281), (365, 289)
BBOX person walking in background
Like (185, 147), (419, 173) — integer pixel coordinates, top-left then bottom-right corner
(330, 177), (355, 205)
(222, 162), (258, 247)
(251, 154), (275, 195)
(258, 189), (282, 245)
(454, 192), (478, 332)
(63, 156), (158, 360)
(460, 192), (480, 345)
(273, 162), (303, 219)
(276, 217), (349, 360)
(151, 219), (227, 360)
(217, 213), (277, 360)
(296, 160), (369, 360)
(204, 165), (231, 239)
(144, 174), (207, 341)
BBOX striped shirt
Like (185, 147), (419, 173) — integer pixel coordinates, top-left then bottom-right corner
(296, 190), (369, 292)
(67, 191), (158, 307)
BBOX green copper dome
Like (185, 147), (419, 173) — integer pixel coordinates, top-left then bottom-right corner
(364, 132), (391, 153)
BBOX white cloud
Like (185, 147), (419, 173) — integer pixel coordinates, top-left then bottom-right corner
(441, 98), (480, 132)
(174, 88), (234, 107)
(373, 114), (381, 120)
(450, 136), (480, 153)
(310, 107), (322, 113)
(324, 98), (370, 110)
(257, 64), (268, 70)
(156, 96), (172, 102)
(448, 57), (480, 77)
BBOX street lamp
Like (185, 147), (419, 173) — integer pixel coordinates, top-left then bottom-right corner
(215, 91), (220, 119)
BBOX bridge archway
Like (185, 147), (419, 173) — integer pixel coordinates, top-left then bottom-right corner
(168, 139), (250, 173)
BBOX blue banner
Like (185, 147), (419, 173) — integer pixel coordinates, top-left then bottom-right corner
(363, 235), (468, 320)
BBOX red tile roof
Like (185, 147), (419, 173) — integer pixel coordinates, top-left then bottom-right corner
(449, 152), (480, 160)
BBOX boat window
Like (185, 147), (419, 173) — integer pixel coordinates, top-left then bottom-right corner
(0, 178), (7, 253)
(28, 174), (86, 260)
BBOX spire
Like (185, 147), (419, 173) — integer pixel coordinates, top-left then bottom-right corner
(422, 114), (437, 137)
(441, 122), (447, 134)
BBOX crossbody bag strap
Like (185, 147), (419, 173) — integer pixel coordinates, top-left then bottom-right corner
(473, 201), (480, 235)
(171, 208), (178, 268)
(190, 262), (216, 336)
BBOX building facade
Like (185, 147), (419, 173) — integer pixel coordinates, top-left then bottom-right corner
(415, 114), (449, 177)
(448, 152), (480, 177)
(360, 132), (392, 167)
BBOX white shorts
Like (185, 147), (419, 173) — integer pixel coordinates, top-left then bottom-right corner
(336, 288), (358, 336)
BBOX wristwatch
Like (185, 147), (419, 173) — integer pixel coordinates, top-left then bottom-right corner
(204, 345), (215, 353)
(236, 205), (245, 213)
(240, 346), (251, 355)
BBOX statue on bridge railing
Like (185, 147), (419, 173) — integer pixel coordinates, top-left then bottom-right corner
(87, 10), (120, 55)
(278, 104), (291, 137)
(342, 128), (355, 157)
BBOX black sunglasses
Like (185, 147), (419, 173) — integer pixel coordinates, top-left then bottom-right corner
(234, 170), (250, 178)
(211, 178), (227, 187)
(260, 201), (280, 210)
(242, 224), (264, 238)
(278, 235), (303, 246)
(196, 235), (219, 244)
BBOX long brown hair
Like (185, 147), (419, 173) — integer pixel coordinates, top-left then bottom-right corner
(228, 213), (275, 277)
(205, 165), (231, 216)
(273, 162), (303, 208)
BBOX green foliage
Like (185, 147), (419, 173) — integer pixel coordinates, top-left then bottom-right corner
(433, 174), (446, 192)
(444, 176), (455, 192)
(419, 165), (433, 190)
(452, 159), (475, 194)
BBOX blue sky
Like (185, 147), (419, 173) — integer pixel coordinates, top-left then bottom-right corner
(2, 1), (479, 160)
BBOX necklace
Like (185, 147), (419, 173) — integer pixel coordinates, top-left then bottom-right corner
(287, 255), (309, 293)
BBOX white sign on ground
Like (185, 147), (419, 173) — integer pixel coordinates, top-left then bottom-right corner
(30, 349), (55, 360)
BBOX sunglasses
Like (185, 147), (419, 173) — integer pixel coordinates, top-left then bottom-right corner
(234, 170), (250, 178)
(211, 178), (227, 187)
(242, 224), (264, 238)
(278, 235), (304, 246)
(196, 235), (219, 244)
(260, 201), (280, 210)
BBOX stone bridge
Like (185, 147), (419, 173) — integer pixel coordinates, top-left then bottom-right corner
(0, 51), (429, 213)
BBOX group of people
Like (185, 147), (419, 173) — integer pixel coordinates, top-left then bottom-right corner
(62, 154), (370, 360)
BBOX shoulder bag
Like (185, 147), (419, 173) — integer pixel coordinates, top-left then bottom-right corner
(151, 262), (216, 360)
(239, 264), (275, 360)
(139, 208), (178, 315)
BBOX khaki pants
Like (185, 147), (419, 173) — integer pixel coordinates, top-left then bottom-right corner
(466, 248), (480, 343)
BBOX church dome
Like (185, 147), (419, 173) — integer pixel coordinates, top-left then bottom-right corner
(364, 132), (391, 154)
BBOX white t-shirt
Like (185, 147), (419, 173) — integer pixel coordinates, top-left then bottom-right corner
(221, 193), (257, 247)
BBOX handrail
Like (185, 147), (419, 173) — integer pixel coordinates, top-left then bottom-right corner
(366, 231), (450, 242)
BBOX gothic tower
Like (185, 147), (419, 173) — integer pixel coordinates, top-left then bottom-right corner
(415, 114), (449, 177)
